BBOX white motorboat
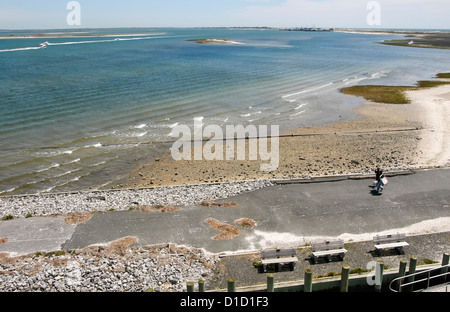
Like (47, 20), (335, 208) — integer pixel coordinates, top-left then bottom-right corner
(39, 42), (49, 48)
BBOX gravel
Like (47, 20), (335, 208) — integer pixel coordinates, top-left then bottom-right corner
(0, 180), (273, 292)
(0, 180), (274, 219)
(0, 243), (218, 292)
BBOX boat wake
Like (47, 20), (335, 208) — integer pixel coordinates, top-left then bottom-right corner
(0, 35), (175, 53)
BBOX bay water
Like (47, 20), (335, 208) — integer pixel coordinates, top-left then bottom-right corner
(1, 28), (449, 194)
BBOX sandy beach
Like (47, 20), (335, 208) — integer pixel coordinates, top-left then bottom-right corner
(407, 82), (450, 166)
(123, 80), (450, 189)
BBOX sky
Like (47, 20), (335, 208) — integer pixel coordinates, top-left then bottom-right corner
(1, 0), (449, 30)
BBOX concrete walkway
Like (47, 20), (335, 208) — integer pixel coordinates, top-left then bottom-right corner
(0, 168), (449, 257)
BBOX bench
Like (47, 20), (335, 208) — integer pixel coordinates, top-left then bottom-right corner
(373, 233), (409, 255)
(311, 240), (347, 264)
(260, 248), (298, 272)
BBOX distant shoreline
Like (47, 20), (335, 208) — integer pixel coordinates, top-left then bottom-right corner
(334, 28), (450, 35)
(334, 28), (450, 50)
(0, 32), (166, 39)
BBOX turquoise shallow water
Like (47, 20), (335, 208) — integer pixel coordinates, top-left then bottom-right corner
(1, 28), (449, 195)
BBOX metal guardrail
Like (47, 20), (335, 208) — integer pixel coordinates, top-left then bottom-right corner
(389, 264), (450, 292)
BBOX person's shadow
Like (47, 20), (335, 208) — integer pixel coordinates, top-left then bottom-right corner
(370, 189), (382, 196)
(369, 183), (382, 196)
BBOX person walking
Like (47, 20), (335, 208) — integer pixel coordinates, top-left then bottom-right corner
(375, 168), (384, 193)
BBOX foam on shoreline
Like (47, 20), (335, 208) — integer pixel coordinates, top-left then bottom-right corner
(240, 217), (450, 251)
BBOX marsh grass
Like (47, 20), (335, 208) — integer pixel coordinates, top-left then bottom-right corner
(436, 73), (450, 79)
(341, 75), (450, 104)
(379, 37), (450, 50)
(417, 80), (450, 88)
(340, 85), (415, 104)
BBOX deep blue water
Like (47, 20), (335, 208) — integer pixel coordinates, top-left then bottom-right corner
(1, 28), (449, 194)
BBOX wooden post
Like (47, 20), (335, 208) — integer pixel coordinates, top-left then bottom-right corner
(408, 256), (417, 275)
(374, 261), (384, 292)
(442, 253), (450, 266)
(186, 282), (194, 292)
(267, 273), (275, 292)
(440, 253), (449, 283)
(405, 256), (417, 292)
(198, 280), (205, 292)
(397, 260), (408, 292)
(227, 278), (236, 292)
(340, 265), (350, 292)
(304, 269), (313, 292)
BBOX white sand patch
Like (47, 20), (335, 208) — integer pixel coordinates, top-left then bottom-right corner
(207, 39), (244, 45)
(332, 217), (450, 243)
(406, 85), (450, 167)
(244, 217), (450, 249)
(245, 231), (307, 250)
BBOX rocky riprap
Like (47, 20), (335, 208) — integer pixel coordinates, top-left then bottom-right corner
(0, 180), (273, 219)
(0, 181), (273, 292)
(0, 240), (218, 292)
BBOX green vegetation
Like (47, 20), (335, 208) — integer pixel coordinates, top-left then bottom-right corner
(436, 73), (450, 79)
(314, 272), (341, 279)
(341, 85), (415, 104)
(1, 215), (14, 221)
(349, 267), (372, 275)
(419, 258), (438, 265)
(35, 250), (66, 257)
(313, 266), (374, 279)
(378, 34), (450, 50)
(341, 75), (450, 104)
(417, 80), (450, 88)
(379, 40), (450, 50)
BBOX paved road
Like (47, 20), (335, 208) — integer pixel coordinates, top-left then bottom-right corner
(1, 168), (449, 256)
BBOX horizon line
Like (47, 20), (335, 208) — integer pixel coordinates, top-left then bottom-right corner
(1, 26), (450, 32)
